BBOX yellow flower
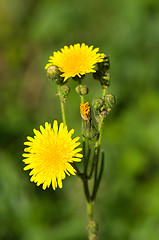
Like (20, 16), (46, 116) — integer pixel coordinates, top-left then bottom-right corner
(80, 102), (91, 120)
(45, 43), (104, 82)
(22, 121), (82, 190)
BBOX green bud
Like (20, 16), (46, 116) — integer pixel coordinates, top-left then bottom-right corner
(99, 93), (116, 114)
(46, 65), (64, 85)
(97, 54), (110, 73)
(75, 86), (81, 94)
(107, 107), (112, 113)
(92, 98), (104, 111)
(100, 73), (111, 87)
(93, 94), (116, 116)
(104, 93), (116, 108)
(75, 85), (89, 95)
(82, 120), (97, 140)
(61, 85), (70, 99)
(80, 85), (89, 95)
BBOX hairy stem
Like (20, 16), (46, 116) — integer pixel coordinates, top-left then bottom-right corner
(58, 85), (67, 126)
(87, 201), (98, 240)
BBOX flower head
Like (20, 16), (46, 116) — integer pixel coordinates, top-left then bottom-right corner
(80, 102), (91, 121)
(22, 121), (82, 190)
(45, 43), (104, 82)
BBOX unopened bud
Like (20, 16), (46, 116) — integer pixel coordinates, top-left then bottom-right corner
(46, 65), (64, 85)
(80, 102), (91, 121)
(81, 85), (89, 95)
(75, 85), (89, 95)
(104, 93), (116, 108)
(101, 73), (111, 87)
(80, 102), (97, 139)
(75, 86), (81, 94)
(82, 120), (97, 140)
(93, 94), (116, 116)
(61, 85), (70, 99)
(92, 98), (104, 111)
(97, 54), (110, 73)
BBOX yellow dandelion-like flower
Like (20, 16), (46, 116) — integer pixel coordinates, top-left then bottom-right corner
(45, 43), (104, 81)
(22, 121), (83, 190)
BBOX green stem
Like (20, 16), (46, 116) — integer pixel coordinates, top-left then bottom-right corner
(87, 201), (94, 221)
(80, 94), (84, 103)
(102, 86), (106, 97)
(58, 85), (66, 126)
(79, 84), (85, 102)
(87, 201), (98, 240)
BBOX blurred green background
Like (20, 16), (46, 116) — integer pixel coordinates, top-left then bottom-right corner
(0, 0), (159, 239)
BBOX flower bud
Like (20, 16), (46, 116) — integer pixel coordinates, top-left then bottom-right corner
(82, 120), (97, 140)
(61, 85), (70, 99)
(100, 73), (111, 87)
(46, 65), (64, 85)
(75, 86), (81, 94)
(92, 98), (104, 111)
(75, 85), (89, 95)
(80, 102), (97, 139)
(81, 85), (89, 95)
(104, 93), (116, 108)
(80, 102), (91, 121)
(97, 54), (110, 73)
(93, 94), (116, 116)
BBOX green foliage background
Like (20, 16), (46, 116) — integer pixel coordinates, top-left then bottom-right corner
(0, 0), (159, 239)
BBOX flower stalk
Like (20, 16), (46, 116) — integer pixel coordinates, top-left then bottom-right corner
(57, 84), (67, 126)
(87, 201), (98, 240)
